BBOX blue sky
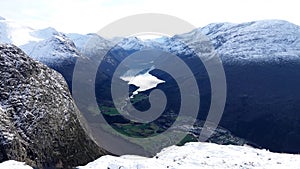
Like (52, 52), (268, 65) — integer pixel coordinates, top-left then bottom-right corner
(0, 0), (299, 34)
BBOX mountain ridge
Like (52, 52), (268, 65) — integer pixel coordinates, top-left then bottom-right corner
(2, 18), (300, 64)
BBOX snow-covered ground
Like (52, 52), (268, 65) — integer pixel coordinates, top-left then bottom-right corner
(2, 134), (300, 169)
(77, 142), (300, 169)
(0, 160), (32, 169)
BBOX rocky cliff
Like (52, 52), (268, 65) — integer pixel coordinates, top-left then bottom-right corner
(0, 44), (108, 168)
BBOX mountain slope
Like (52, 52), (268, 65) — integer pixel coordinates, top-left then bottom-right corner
(22, 33), (82, 66)
(201, 20), (300, 153)
(0, 44), (108, 168)
(177, 20), (300, 63)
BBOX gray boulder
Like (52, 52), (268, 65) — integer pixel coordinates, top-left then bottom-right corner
(0, 44), (108, 168)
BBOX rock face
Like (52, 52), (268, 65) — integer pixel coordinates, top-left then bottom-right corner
(0, 44), (108, 168)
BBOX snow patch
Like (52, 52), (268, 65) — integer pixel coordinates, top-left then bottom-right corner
(0, 160), (33, 169)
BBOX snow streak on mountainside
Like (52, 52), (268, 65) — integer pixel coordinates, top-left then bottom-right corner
(77, 142), (300, 169)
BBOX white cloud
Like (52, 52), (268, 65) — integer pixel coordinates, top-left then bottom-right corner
(0, 0), (299, 34)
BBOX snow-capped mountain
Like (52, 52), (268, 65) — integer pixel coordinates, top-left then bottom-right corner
(113, 36), (194, 56)
(184, 20), (300, 63)
(22, 33), (82, 66)
(0, 44), (108, 168)
(2, 18), (300, 66)
(112, 20), (300, 64)
(0, 17), (83, 66)
(113, 37), (162, 51)
(77, 142), (300, 169)
(30, 27), (58, 39)
(67, 33), (111, 56)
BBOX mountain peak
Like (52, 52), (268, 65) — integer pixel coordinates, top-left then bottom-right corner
(31, 27), (58, 39)
(0, 16), (5, 20)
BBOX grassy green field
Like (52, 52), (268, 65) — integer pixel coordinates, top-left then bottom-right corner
(95, 94), (198, 154)
(100, 105), (120, 116)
